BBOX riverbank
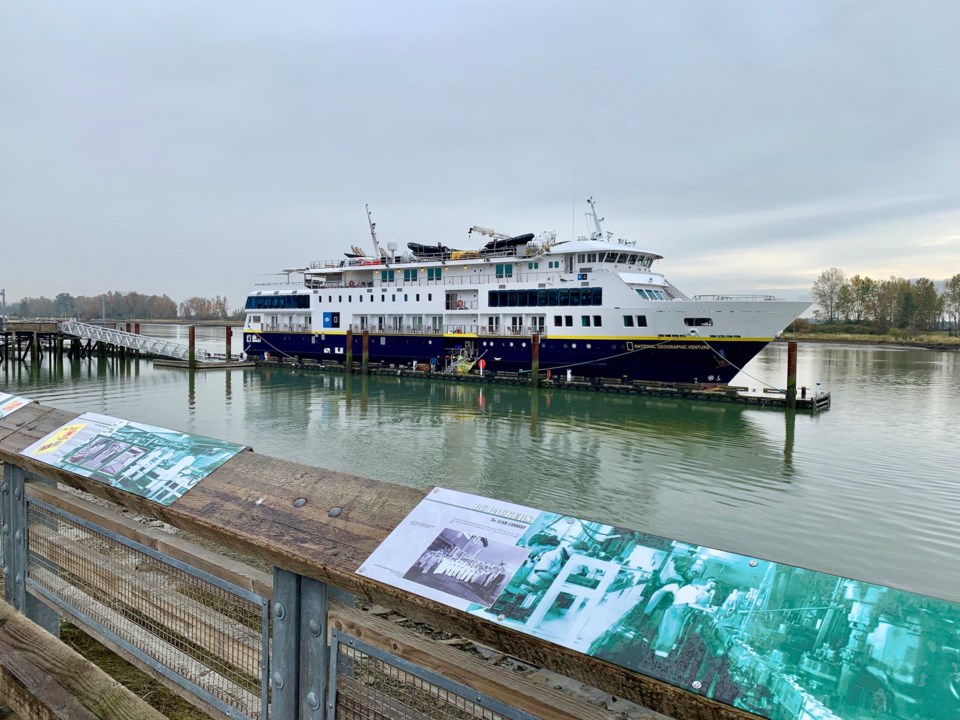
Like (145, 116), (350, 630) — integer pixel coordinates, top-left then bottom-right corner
(779, 332), (960, 351)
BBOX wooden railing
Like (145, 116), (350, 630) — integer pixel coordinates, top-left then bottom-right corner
(0, 402), (747, 719)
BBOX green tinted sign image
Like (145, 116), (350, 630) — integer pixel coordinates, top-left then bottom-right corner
(21, 412), (245, 505)
(471, 512), (958, 719)
(364, 489), (958, 719)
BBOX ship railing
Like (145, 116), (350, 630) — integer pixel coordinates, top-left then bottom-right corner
(346, 324), (547, 338)
(307, 246), (541, 271)
(446, 300), (478, 311)
(308, 269), (561, 288)
(693, 294), (779, 302)
(261, 323), (312, 332)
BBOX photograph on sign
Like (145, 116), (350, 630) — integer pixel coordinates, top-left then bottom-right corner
(358, 488), (537, 610)
(360, 488), (960, 719)
(20, 412), (245, 505)
(0, 391), (33, 420)
(402, 527), (528, 606)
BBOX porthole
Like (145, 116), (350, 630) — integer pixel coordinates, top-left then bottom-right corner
(586, 343), (591, 349)
(509, 342), (514, 347)
(572, 343), (577, 349)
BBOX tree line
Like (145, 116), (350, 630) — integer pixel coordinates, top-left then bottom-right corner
(810, 269), (960, 334)
(7, 292), (242, 321)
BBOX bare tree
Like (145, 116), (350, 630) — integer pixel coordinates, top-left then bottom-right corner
(944, 274), (960, 336)
(811, 268), (847, 322)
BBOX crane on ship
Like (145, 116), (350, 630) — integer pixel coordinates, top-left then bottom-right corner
(467, 225), (511, 241)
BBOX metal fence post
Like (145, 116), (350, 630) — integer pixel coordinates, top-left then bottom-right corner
(2, 463), (26, 612)
(272, 568), (302, 719)
(2, 465), (60, 636)
(300, 576), (328, 719)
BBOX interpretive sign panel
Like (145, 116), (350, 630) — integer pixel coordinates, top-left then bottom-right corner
(360, 488), (959, 719)
(0, 392), (33, 420)
(20, 412), (245, 505)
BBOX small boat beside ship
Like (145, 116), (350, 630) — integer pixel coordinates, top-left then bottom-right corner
(242, 200), (809, 383)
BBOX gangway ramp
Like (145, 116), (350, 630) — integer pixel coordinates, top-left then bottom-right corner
(58, 321), (212, 363)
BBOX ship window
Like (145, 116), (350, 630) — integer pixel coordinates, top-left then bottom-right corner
(623, 315), (634, 327)
(636, 289), (650, 299)
(554, 315), (563, 326)
(615, 253), (627, 263)
(587, 253), (597, 262)
(565, 315), (573, 326)
(381, 270), (395, 282)
(338, 296), (342, 303)
(428, 293), (432, 301)
(251, 315), (261, 323)
(416, 294), (420, 301)
(592, 288), (603, 305)
(507, 291), (518, 307)
(517, 291), (528, 307)
(359, 296), (363, 302)
(538, 290), (548, 306)
(637, 315), (648, 327)
(569, 289), (581, 306)
(558, 289), (569, 306)
(527, 261), (539, 269)
(495, 263), (513, 279)
(594, 315), (602, 327)
(392, 294), (396, 302)
(547, 289), (559, 305)
(404, 268), (418, 281)
(427, 267), (442, 281)
(581, 316), (591, 327)
(684, 317), (714, 327)
(488, 291), (499, 308)
(404, 294), (408, 301)
(577, 254), (585, 262)
(381, 295), (385, 302)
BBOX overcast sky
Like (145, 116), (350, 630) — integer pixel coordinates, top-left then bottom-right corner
(3, 0), (959, 311)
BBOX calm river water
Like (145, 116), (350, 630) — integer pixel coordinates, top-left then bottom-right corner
(2, 325), (958, 602)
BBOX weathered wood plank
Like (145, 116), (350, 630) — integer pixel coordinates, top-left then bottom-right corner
(329, 603), (629, 720)
(28, 524), (263, 678)
(0, 598), (167, 720)
(26, 484), (273, 600)
(0, 404), (58, 445)
(28, 569), (259, 716)
(0, 405), (755, 720)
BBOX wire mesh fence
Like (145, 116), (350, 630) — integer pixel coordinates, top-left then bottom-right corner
(330, 631), (535, 720)
(25, 498), (269, 720)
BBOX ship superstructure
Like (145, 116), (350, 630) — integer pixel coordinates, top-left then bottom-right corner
(242, 200), (809, 383)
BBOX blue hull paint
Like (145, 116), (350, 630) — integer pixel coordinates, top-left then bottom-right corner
(244, 332), (769, 384)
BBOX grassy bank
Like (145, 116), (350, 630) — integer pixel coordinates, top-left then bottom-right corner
(780, 331), (960, 351)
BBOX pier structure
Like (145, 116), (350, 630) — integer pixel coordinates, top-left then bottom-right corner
(0, 401), (951, 719)
(1, 321), (250, 369)
(258, 339), (831, 413)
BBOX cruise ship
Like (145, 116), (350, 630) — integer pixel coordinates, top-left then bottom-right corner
(242, 200), (809, 383)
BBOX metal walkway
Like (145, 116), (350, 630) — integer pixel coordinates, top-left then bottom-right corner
(58, 321), (211, 363)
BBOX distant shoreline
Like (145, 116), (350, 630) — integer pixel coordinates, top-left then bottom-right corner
(778, 333), (960, 352)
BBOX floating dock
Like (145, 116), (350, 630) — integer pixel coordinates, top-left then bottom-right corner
(256, 356), (832, 412)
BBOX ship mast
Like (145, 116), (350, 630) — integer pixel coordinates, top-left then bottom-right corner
(586, 197), (604, 240)
(365, 204), (382, 259)
(586, 197), (613, 241)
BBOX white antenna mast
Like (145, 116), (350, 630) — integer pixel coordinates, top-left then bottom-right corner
(586, 197), (604, 239)
(365, 204), (382, 259)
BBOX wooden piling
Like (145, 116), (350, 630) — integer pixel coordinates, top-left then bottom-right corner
(786, 340), (798, 409)
(531, 333), (540, 388)
(361, 329), (369, 374)
(225, 325), (233, 361)
(188, 325), (196, 370)
(345, 329), (353, 374)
